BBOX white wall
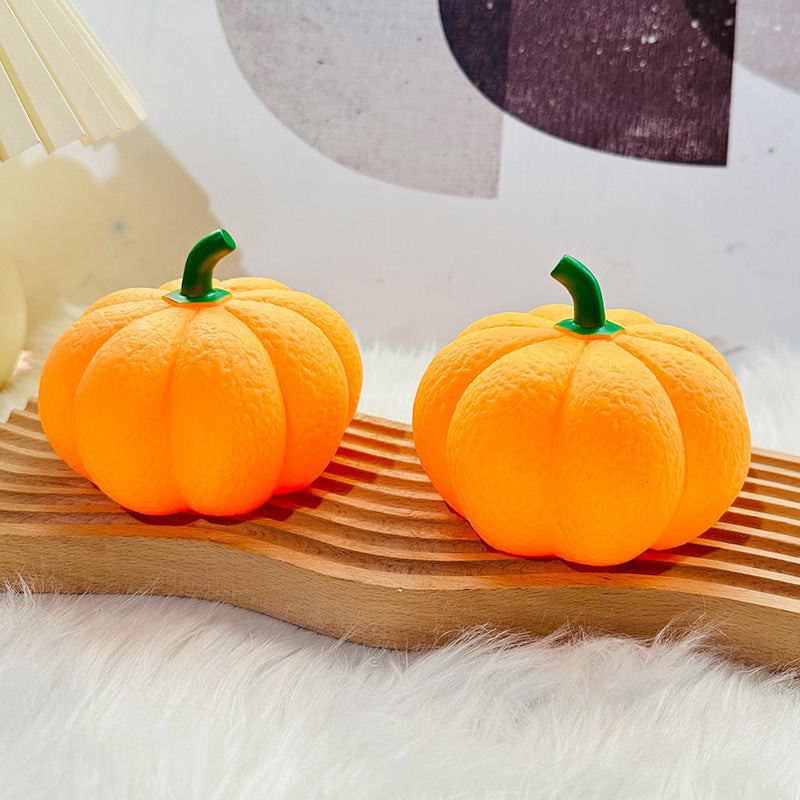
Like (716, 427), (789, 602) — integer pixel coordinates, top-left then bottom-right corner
(1, 0), (798, 357)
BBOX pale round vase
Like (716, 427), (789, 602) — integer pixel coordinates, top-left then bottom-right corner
(0, 256), (27, 390)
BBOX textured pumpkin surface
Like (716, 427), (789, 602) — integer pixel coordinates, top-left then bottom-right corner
(39, 277), (362, 516)
(413, 304), (750, 566)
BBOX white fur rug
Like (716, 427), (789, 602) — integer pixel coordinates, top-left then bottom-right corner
(2, 322), (800, 799)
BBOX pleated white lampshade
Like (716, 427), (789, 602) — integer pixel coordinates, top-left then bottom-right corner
(0, 0), (145, 161)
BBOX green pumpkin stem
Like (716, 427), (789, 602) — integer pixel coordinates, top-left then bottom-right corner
(164, 230), (236, 305)
(551, 255), (623, 337)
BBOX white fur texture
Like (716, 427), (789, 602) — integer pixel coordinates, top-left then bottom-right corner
(0, 301), (81, 424)
(1, 337), (800, 799)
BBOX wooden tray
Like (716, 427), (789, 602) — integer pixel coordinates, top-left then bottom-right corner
(2, 401), (800, 667)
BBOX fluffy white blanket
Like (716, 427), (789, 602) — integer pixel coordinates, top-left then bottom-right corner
(1, 319), (800, 799)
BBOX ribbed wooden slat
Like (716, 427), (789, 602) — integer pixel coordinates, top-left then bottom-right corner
(1, 400), (799, 667)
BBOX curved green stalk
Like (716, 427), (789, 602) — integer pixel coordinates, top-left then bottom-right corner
(164, 230), (236, 305)
(551, 255), (623, 337)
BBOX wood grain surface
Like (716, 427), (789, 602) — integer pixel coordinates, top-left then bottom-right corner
(2, 401), (799, 667)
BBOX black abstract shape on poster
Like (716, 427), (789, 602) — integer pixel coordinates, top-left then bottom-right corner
(439, 0), (513, 108)
(440, 0), (736, 165)
(682, 0), (736, 58)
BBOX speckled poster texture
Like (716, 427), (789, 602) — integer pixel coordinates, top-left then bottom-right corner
(441, 0), (736, 164)
(736, 0), (800, 94)
(216, 0), (503, 197)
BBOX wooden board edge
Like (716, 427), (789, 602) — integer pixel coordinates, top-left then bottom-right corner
(3, 529), (800, 669)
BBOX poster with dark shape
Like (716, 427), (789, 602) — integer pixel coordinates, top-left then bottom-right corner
(215, 0), (503, 198)
(440, 0), (736, 165)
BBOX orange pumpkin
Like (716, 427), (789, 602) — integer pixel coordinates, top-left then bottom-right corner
(39, 230), (362, 516)
(412, 256), (750, 566)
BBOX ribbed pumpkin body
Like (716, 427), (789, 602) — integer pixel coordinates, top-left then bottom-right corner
(39, 277), (362, 516)
(413, 303), (750, 566)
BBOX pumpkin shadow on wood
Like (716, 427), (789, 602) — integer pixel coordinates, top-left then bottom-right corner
(84, 423), (696, 577)
(721, 509), (777, 533)
(557, 558), (675, 578)
(125, 459), (360, 528)
(324, 460), (380, 486)
(127, 503), (299, 528)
